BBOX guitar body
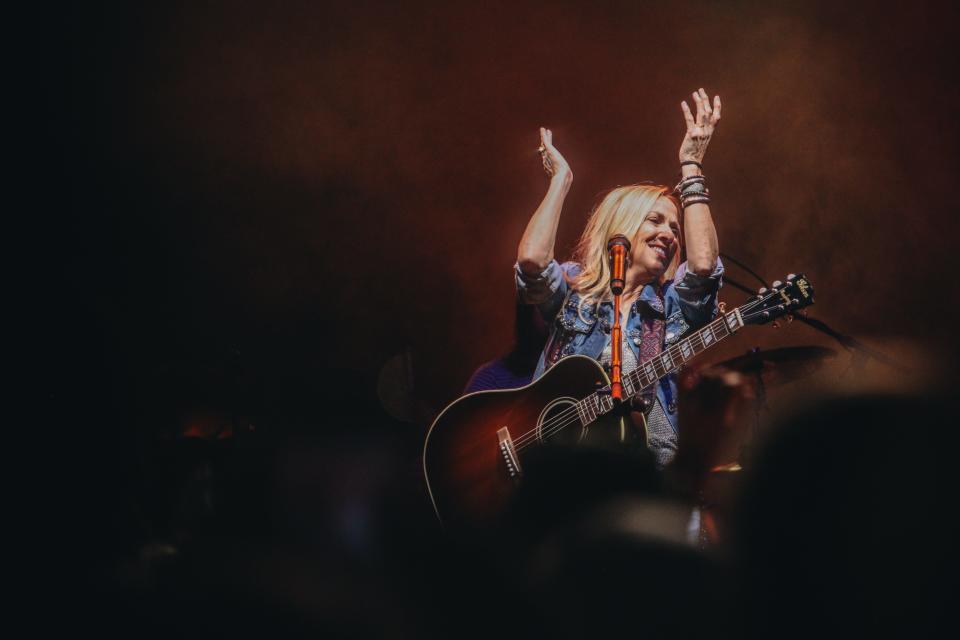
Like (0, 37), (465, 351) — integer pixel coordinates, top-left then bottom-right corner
(423, 355), (630, 528)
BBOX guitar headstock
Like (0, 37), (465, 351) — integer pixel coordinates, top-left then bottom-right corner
(739, 273), (815, 326)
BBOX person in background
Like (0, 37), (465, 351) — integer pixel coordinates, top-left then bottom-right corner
(463, 302), (548, 393)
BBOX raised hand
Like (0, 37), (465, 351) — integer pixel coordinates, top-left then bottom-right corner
(679, 88), (721, 164)
(537, 127), (572, 182)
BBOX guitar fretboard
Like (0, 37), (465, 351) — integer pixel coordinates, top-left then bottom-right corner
(574, 308), (743, 426)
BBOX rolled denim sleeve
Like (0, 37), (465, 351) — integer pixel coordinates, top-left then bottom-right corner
(515, 260), (565, 303)
(515, 260), (571, 324)
(672, 258), (724, 330)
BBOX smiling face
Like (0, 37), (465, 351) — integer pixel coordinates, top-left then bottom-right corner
(630, 196), (681, 279)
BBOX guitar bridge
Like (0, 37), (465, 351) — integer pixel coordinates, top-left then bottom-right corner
(497, 427), (522, 483)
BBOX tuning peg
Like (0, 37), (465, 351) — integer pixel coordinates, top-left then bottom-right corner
(787, 273), (796, 281)
(772, 280), (783, 289)
(757, 287), (768, 296)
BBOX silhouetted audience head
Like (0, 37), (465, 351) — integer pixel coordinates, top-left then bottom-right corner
(730, 392), (952, 637)
(495, 444), (732, 639)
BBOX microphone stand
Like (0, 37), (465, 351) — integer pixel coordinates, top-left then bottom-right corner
(611, 289), (624, 401)
(608, 238), (630, 402)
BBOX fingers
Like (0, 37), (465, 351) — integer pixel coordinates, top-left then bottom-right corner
(692, 90), (705, 125)
(538, 126), (555, 176)
(680, 100), (695, 127)
(699, 88), (712, 119)
(542, 153), (554, 175)
(689, 89), (722, 126)
(539, 126), (555, 148)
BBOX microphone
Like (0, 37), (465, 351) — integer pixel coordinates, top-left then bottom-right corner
(607, 234), (631, 295)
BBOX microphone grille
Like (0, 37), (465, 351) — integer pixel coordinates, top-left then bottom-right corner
(607, 234), (632, 252)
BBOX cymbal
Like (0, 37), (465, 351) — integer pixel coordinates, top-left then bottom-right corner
(713, 346), (837, 386)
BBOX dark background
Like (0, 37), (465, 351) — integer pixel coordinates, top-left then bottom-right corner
(57, 0), (960, 586)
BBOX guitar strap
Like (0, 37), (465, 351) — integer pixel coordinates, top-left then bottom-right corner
(636, 289), (666, 406)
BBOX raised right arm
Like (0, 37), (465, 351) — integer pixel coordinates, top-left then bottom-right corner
(517, 127), (573, 275)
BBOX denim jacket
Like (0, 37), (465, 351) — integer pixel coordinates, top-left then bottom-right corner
(515, 258), (724, 434)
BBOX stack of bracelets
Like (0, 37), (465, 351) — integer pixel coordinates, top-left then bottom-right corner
(674, 161), (710, 209)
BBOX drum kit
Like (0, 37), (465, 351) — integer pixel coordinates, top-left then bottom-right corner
(706, 344), (837, 466)
(698, 344), (838, 546)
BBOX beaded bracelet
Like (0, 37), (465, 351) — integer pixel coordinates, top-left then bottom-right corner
(681, 196), (711, 208)
(674, 175), (706, 194)
(679, 174), (711, 206)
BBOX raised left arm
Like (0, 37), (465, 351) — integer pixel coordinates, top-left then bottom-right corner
(678, 88), (721, 276)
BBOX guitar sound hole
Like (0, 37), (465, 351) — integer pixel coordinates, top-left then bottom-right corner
(537, 398), (585, 446)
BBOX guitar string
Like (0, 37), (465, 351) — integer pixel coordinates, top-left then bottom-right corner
(509, 289), (783, 450)
(521, 287), (792, 446)
(511, 313), (728, 450)
(511, 314), (725, 450)
(510, 324), (699, 450)
(513, 315), (724, 451)
(513, 311), (754, 450)
(510, 308), (739, 449)
(507, 289), (788, 450)
(516, 284), (792, 450)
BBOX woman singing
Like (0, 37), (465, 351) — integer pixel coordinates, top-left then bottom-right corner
(516, 88), (723, 467)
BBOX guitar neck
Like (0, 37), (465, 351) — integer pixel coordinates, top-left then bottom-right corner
(575, 307), (744, 423)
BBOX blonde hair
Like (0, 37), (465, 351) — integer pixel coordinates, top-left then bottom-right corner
(570, 184), (681, 309)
